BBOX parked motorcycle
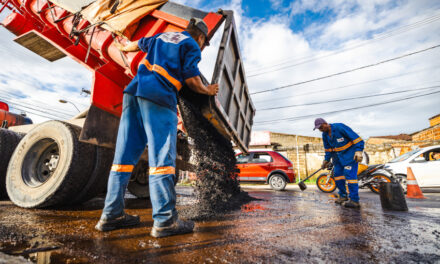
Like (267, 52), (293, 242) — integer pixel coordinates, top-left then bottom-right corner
(316, 163), (395, 194)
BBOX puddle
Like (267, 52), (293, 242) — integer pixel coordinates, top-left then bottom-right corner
(1, 188), (439, 263)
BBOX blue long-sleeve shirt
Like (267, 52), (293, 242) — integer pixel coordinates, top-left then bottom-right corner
(322, 123), (364, 166)
(124, 31), (201, 111)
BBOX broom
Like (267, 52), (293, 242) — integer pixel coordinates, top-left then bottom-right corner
(298, 168), (323, 191)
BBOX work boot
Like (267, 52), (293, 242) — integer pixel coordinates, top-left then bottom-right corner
(95, 213), (140, 232)
(150, 219), (195, 238)
(335, 196), (348, 205)
(344, 200), (360, 209)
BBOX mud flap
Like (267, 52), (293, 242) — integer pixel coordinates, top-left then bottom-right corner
(379, 182), (408, 211)
(80, 104), (120, 149)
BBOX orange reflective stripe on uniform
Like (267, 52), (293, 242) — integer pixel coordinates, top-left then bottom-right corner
(325, 148), (334, 152)
(334, 141), (353, 152)
(142, 59), (182, 91)
(333, 138), (363, 152)
(111, 164), (134, 172)
(352, 137), (363, 144)
(346, 180), (358, 184)
(149, 166), (175, 175)
(334, 176), (345, 181)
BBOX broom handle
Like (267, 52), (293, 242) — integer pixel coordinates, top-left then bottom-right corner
(300, 168), (322, 183)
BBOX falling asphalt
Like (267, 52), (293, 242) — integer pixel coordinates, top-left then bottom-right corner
(0, 186), (439, 263)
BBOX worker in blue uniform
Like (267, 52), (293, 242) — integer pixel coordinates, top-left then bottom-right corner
(95, 18), (219, 237)
(314, 118), (364, 208)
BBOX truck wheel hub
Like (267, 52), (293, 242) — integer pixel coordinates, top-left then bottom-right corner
(22, 139), (60, 187)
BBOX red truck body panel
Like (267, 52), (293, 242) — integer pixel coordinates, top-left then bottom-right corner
(1, 0), (255, 152)
(1, 0), (223, 117)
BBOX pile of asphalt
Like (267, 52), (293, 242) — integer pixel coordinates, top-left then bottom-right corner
(178, 96), (254, 220)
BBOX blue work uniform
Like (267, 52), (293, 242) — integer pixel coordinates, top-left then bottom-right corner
(101, 31), (202, 227)
(322, 123), (364, 202)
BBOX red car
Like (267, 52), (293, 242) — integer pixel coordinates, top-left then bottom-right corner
(236, 151), (296, 191)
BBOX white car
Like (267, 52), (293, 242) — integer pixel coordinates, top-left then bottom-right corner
(385, 145), (440, 191)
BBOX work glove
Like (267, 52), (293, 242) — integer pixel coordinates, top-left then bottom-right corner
(321, 160), (330, 169)
(354, 151), (363, 162)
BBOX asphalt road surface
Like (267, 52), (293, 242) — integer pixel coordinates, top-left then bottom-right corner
(0, 185), (439, 263)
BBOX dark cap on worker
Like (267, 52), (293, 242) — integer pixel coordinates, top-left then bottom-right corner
(189, 17), (210, 46)
(313, 118), (327, 130)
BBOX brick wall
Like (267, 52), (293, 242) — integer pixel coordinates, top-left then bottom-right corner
(274, 139), (440, 181)
(429, 114), (440, 127)
(412, 124), (440, 141)
(246, 131), (440, 181)
(366, 138), (398, 145)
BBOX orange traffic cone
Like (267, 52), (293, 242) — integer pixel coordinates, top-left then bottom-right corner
(406, 167), (426, 199)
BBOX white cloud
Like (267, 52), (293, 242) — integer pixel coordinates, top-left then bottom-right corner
(224, 0), (440, 138)
(1, 0), (439, 140)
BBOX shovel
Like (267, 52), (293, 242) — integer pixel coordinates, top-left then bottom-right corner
(298, 168), (323, 191)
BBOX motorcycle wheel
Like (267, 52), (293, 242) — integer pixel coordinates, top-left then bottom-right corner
(368, 174), (392, 194)
(316, 174), (336, 193)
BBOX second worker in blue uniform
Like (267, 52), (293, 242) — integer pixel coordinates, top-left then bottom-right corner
(314, 118), (365, 208)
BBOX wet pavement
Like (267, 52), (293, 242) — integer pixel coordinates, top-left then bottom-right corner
(1, 185), (440, 264)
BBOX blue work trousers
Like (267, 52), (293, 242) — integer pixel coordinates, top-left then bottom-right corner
(100, 93), (178, 227)
(333, 161), (359, 202)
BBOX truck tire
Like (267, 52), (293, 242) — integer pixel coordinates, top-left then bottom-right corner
(0, 129), (23, 199)
(127, 159), (150, 198)
(6, 121), (95, 208)
(269, 174), (287, 191)
(69, 146), (114, 204)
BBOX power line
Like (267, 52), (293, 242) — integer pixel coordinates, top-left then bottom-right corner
(254, 90), (440, 125)
(0, 97), (71, 120)
(245, 12), (440, 75)
(0, 94), (75, 118)
(252, 65), (440, 104)
(245, 12), (440, 72)
(257, 85), (440, 111)
(0, 89), (86, 116)
(0, 87), (89, 109)
(250, 43), (440, 95)
(8, 105), (61, 120)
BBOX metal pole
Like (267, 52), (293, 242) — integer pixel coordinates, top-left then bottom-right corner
(296, 135), (301, 182)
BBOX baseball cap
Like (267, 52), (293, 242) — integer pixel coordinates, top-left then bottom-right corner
(313, 118), (327, 130)
(189, 18), (210, 46)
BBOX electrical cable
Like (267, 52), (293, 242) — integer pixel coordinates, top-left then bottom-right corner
(0, 97), (72, 120)
(254, 90), (440, 125)
(0, 93), (76, 117)
(0, 92), (76, 118)
(250, 43), (440, 95)
(245, 12), (440, 75)
(246, 13), (440, 72)
(8, 105), (62, 120)
(0, 89), (88, 114)
(252, 65), (440, 104)
(257, 85), (440, 111)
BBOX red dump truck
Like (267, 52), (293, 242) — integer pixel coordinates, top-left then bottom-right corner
(0, 0), (255, 207)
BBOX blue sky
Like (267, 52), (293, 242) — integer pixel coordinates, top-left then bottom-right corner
(1, 0), (440, 138)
